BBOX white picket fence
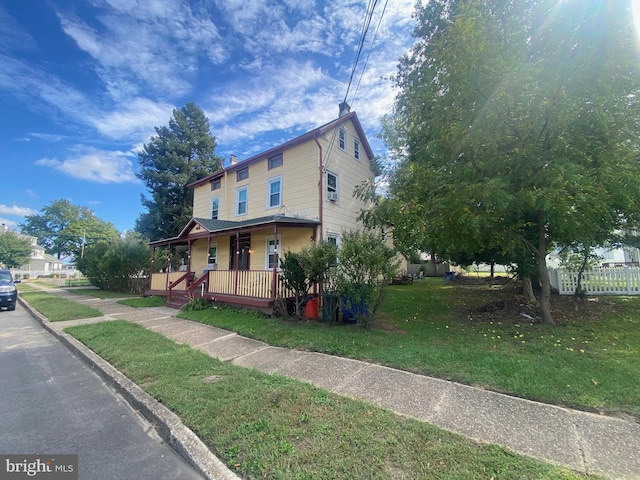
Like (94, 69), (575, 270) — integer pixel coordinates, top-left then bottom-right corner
(550, 267), (640, 295)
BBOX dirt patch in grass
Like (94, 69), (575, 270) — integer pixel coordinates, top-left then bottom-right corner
(454, 275), (624, 324)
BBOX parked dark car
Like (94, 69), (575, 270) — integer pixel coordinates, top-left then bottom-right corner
(0, 269), (18, 311)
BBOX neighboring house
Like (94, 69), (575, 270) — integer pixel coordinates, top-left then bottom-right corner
(20, 235), (64, 273)
(147, 103), (382, 313)
(0, 224), (64, 274)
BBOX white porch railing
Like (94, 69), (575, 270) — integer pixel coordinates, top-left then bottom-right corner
(150, 270), (298, 300)
(550, 267), (640, 295)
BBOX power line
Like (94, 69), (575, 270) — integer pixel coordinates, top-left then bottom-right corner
(343, 0), (379, 105)
(350, 0), (390, 105)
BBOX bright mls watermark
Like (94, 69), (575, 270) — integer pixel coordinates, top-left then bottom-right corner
(1, 455), (77, 479)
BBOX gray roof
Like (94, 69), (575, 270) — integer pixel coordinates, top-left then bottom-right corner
(149, 215), (320, 246)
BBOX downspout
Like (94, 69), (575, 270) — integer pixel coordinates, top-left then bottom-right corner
(314, 136), (323, 306)
(314, 136), (323, 243)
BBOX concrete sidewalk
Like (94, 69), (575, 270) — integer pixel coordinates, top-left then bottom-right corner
(30, 287), (640, 479)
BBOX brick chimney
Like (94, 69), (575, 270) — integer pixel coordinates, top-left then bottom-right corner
(339, 101), (351, 118)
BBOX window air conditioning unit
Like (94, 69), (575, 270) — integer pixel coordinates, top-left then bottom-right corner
(328, 191), (338, 202)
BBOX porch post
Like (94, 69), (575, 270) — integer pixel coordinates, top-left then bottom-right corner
(166, 244), (172, 290)
(187, 239), (192, 273)
(271, 224), (279, 300)
(234, 232), (240, 296)
(151, 247), (156, 273)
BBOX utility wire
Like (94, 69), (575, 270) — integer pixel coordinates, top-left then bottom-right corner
(343, 0), (379, 104)
(350, 0), (390, 105)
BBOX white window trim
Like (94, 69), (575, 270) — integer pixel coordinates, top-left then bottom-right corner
(236, 186), (248, 216)
(210, 196), (220, 220)
(327, 233), (340, 247)
(208, 243), (218, 265)
(266, 175), (283, 209)
(265, 235), (281, 270)
(326, 170), (339, 201)
(338, 127), (346, 151)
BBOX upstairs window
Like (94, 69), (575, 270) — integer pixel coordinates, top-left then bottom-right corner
(326, 171), (338, 201)
(268, 153), (283, 169)
(210, 197), (220, 220)
(267, 176), (282, 208)
(237, 167), (249, 182)
(211, 178), (221, 190)
(236, 186), (248, 216)
(339, 127), (346, 150)
(354, 138), (360, 161)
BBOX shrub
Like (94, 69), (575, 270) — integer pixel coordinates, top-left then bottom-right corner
(337, 230), (399, 327)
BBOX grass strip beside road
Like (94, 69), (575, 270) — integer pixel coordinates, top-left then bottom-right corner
(65, 321), (592, 480)
(179, 280), (640, 416)
(20, 291), (103, 322)
(67, 288), (138, 299)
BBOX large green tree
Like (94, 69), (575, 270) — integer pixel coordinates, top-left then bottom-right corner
(0, 230), (32, 268)
(20, 199), (119, 260)
(381, 0), (640, 324)
(136, 102), (223, 240)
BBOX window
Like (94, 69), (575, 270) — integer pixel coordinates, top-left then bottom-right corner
(326, 170), (338, 201)
(211, 178), (221, 190)
(209, 245), (218, 264)
(210, 196), (220, 220)
(339, 127), (346, 150)
(268, 153), (283, 169)
(267, 176), (282, 209)
(327, 234), (340, 247)
(354, 138), (360, 160)
(236, 186), (248, 216)
(266, 236), (281, 270)
(237, 167), (249, 181)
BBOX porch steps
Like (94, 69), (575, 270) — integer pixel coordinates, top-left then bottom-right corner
(166, 294), (190, 310)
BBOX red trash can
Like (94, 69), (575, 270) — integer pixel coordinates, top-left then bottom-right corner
(305, 298), (319, 319)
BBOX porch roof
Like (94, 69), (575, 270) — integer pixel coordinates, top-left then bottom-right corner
(148, 215), (320, 247)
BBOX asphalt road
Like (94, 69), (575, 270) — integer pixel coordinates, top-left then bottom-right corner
(0, 303), (204, 480)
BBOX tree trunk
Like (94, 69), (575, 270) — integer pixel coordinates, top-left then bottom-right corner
(575, 248), (590, 296)
(490, 261), (495, 278)
(537, 210), (554, 325)
(522, 277), (536, 303)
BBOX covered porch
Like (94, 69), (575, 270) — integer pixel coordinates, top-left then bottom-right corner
(146, 215), (320, 314)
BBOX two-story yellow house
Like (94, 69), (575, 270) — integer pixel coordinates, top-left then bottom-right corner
(147, 103), (377, 313)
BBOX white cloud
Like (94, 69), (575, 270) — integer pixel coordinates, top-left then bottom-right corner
(36, 147), (139, 184)
(57, 0), (227, 99)
(89, 97), (175, 142)
(0, 205), (38, 217)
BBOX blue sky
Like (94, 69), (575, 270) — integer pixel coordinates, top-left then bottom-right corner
(0, 0), (416, 233)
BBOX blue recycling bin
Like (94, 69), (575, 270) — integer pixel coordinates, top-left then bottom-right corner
(444, 271), (456, 282)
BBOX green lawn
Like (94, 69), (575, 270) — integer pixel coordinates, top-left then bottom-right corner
(66, 321), (592, 480)
(19, 291), (103, 321)
(117, 296), (166, 308)
(179, 279), (640, 416)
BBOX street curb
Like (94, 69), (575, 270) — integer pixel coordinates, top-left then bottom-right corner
(19, 297), (240, 480)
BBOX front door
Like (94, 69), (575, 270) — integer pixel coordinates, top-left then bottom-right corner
(230, 233), (251, 270)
